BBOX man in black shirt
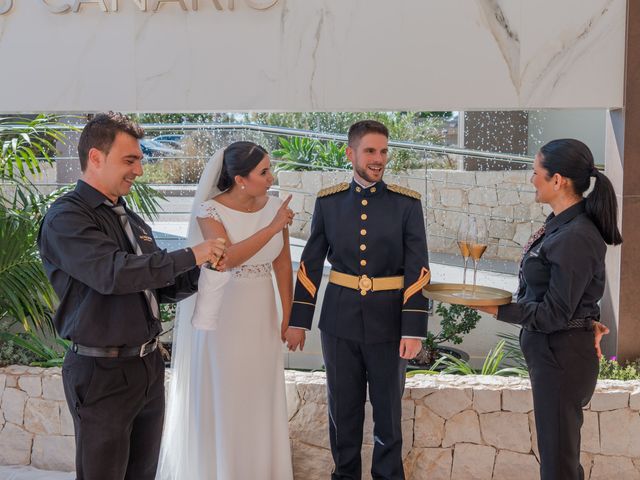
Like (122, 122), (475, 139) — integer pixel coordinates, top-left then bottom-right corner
(38, 112), (225, 480)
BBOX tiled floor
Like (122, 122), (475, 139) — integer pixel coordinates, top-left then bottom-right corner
(0, 466), (74, 480)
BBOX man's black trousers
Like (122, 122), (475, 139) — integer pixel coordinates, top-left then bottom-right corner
(62, 349), (165, 480)
(322, 331), (407, 480)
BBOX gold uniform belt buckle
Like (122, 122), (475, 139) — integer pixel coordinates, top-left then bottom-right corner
(358, 275), (373, 296)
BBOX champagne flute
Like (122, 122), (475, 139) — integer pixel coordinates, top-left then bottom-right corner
(469, 217), (488, 291)
(456, 217), (471, 290)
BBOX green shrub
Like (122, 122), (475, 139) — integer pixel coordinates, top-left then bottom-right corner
(599, 357), (640, 381)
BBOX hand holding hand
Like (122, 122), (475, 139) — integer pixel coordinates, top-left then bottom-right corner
(284, 327), (306, 352)
(399, 338), (423, 360)
(593, 320), (610, 360)
(192, 237), (226, 268)
(269, 195), (295, 232)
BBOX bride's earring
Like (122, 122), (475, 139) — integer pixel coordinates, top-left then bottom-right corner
(241, 185), (245, 190)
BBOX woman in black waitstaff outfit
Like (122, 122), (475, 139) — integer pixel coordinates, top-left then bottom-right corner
(474, 138), (622, 480)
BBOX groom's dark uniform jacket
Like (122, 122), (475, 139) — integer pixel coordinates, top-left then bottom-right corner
(289, 179), (430, 480)
(290, 180), (430, 342)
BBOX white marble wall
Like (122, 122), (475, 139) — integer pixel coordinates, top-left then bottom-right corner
(0, 0), (625, 112)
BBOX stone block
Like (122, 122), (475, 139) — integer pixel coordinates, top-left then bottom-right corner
(497, 189), (520, 206)
(288, 192), (305, 213)
(630, 388), (640, 411)
(502, 388), (533, 413)
(439, 189), (463, 208)
(476, 171), (503, 186)
(285, 382), (301, 421)
(468, 205), (492, 217)
(473, 389), (501, 413)
(488, 219), (515, 240)
(299, 382), (326, 405)
(513, 223), (533, 247)
(468, 187), (498, 207)
(503, 171), (529, 184)
(581, 410), (600, 454)
(590, 390), (629, 411)
(599, 409), (640, 457)
(493, 450), (540, 480)
(402, 399), (415, 420)
(442, 410), (481, 447)
(17, 375), (42, 398)
(42, 374), (65, 401)
(288, 401), (329, 449)
(24, 398), (61, 435)
(480, 412), (532, 453)
(414, 405), (444, 448)
(1, 388), (27, 425)
(410, 387), (437, 400)
(303, 195), (316, 214)
(291, 440), (332, 479)
(581, 452), (593, 480)
(490, 205), (514, 220)
(0, 374), (6, 393)
(451, 443), (495, 480)
(0, 423), (33, 465)
(59, 403), (75, 436)
(5, 375), (18, 388)
(300, 171), (323, 195)
(422, 388), (472, 419)
(31, 435), (75, 472)
(590, 455), (640, 480)
(276, 170), (301, 188)
(402, 419), (413, 458)
(405, 448), (452, 480)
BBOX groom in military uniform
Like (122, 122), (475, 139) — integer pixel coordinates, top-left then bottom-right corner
(285, 120), (430, 480)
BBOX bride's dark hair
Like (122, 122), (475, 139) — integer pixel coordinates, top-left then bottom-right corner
(217, 141), (269, 191)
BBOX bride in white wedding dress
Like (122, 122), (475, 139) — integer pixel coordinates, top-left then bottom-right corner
(158, 142), (295, 480)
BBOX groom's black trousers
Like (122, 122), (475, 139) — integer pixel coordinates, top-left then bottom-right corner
(521, 328), (599, 480)
(322, 332), (407, 480)
(62, 349), (165, 480)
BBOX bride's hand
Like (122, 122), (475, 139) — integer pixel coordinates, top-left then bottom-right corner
(269, 195), (294, 232)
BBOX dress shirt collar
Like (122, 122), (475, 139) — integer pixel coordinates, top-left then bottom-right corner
(544, 200), (585, 235)
(350, 178), (385, 197)
(75, 179), (125, 209)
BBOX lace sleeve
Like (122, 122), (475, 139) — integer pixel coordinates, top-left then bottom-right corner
(196, 201), (222, 221)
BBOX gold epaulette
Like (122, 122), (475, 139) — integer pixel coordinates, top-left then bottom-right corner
(387, 184), (421, 200)
(317, 182), (349, 198)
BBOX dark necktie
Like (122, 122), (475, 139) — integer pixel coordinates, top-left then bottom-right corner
(106, 201), (161, 321)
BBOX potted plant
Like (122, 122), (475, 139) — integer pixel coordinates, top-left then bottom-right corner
(408, 302), (481, 369)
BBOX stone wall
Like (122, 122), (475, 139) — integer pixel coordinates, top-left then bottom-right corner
(2, 367), (639, 479)
(277, 169), (551, 262)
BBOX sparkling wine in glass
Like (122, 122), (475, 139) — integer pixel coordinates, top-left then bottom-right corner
(469, 217), (488, 291)
(457, 217), (471, 289)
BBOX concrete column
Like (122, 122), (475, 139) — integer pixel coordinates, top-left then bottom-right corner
(602, 0), (640, 362)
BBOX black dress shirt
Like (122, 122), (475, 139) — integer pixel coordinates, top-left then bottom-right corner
(37, 180), (200, 347)
(289, 180), (430, 343)
(498, 201), (606, 333)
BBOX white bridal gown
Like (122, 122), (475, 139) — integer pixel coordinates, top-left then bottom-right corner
(171, 195), (293, 480)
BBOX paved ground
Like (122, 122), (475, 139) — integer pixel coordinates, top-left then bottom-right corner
(0, 466), (73, 480)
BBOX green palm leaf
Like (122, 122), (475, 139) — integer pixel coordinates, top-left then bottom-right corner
(0, 211), (57, 333)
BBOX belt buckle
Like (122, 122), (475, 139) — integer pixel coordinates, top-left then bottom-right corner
(139, 337), (158, 357)
(358, 275), (373, 296)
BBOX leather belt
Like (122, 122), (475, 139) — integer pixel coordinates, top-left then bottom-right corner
(72, 337), (159, 358)
(329, 270), (403, 296)
(566, 318), (594, 330)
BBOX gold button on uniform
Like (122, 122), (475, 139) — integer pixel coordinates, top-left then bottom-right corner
(360, 229), (367, 236)
(370, 187), (377, 193)
(356, 186), (362, 192)
(361, 199), (368, 206)
(360, 259), (367, 266)
(360, 244), (367, 251)
(361, 214), (367, 220)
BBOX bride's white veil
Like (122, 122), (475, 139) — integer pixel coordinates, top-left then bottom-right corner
(157, 147), (225, 479)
